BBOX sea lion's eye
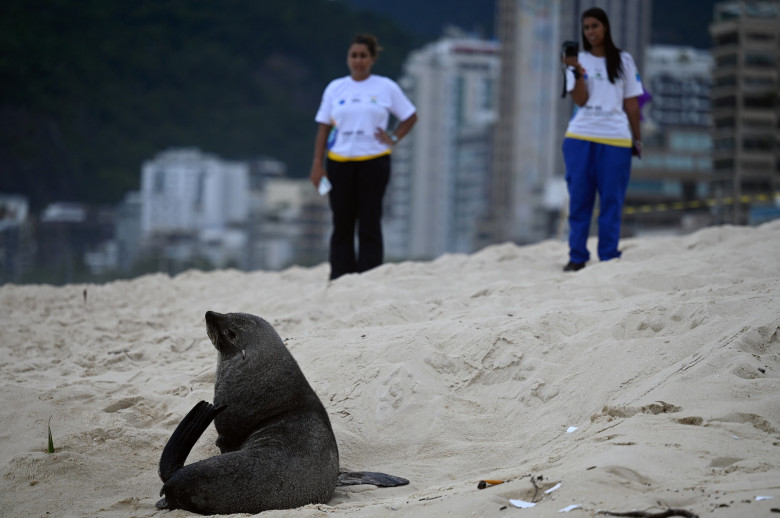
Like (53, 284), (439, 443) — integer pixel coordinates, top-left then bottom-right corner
(227, 329), (237, 341)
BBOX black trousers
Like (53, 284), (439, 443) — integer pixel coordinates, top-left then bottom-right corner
(326, 155), (391, 280)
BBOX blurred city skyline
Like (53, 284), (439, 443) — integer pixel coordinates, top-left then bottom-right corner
(2, 0), (723, 211)
(2, 0), (778, 285)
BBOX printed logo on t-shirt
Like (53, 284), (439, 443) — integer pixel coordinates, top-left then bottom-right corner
(581, 105), (604, 114)
(326, 126), (338, 149)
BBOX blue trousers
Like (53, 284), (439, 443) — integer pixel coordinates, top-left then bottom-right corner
(562, 138), (632, 263)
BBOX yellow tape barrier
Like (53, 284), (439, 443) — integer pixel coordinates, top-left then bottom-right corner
(624, 192), (779, 215)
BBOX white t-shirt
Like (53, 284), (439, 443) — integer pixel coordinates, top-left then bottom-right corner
(565, 51), (643, 146)
(315, 74), (416, 161)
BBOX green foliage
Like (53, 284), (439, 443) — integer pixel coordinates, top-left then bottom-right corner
(0, 0), (419, 210)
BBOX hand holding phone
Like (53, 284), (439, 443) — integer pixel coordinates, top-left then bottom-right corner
(318, 176), (332, 196)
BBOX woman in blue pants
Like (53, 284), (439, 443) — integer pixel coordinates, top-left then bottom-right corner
(561, 7), (643, 272)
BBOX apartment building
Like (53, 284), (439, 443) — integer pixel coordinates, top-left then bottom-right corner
(627, 45), (714, 233)
(386, 33), (500, 260)
(710, 1), (780, 224)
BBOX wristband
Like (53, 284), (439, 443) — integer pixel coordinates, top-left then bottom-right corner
(390, 134), (399, 144)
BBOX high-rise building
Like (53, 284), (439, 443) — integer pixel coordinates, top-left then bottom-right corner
(141, 148), (249, 237)
(644, 46), (713, 129)
(0, 194), (32, 284)
(626, 45), (714, 233)
(386, 33), (500, 260)
(709, 1), (780, 224)
(139, 148), (250, 270)
(115, 191), (142, 272)
(37, 202), (115, 283)
(491, 0), (562, 245)
(490, 0), (652, 245)
(248, 172), (330, 271)
(136, 149), (327, 273)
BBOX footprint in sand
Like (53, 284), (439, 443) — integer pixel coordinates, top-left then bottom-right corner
(102, 397), (142, 413)
(733, 324), (779, 355)
(375, 365), (416, 422)
(595, 401), (681, 420)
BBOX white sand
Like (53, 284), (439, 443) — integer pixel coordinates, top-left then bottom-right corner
(1, 222), (779, 518)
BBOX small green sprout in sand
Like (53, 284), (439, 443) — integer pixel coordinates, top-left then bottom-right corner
(47, 416), (54, 454)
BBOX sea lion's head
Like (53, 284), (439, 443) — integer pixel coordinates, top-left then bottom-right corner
(205, 310), (294, 364)
(205, 310), (266, 360)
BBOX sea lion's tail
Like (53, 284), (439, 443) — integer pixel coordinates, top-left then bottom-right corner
(158, 401), (227, 483)
(338, 471), (409, 487)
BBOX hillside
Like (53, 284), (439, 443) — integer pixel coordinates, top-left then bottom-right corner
(1, 0), (720, 212)
(0, 0), (419, 210)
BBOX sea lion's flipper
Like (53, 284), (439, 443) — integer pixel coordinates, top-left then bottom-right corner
(158, 401), (227, 483)
(338, 471), (409, 487)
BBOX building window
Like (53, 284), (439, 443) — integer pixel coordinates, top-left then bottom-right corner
(715, 32), (739, 45)
(742, 136), (773, 151)
(714, 137), (735, 151)
(715, 116), (735, 129)
(742, 116), (775, 129)
(153, 171), (165, 194)
(744, 53), (776, 67)
(670, 132), (712, 152)
(667, 155), (695, 169)
(746, 32), (774, 41)
(744, 93), (775, 108)
(716, 54), (738, 67)
(743, 76), (775, 87)
(455, 75), (465, 125)
(742, 160), (772, 173)
(715, 75), (737, 87)
(713, 158), (734, 171)
(696, 157), (713, 171)
(741, 180), (772, 192)
(482, 77), (494, 110)
(195, 171), (206, 208)
(713, 95), (736, 108)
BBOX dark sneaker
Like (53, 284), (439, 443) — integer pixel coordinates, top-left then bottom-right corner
(563, 261), (585, 272)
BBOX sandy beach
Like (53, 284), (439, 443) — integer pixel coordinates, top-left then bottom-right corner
(1, 221), (779, 518)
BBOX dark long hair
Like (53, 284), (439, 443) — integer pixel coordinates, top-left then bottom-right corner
(351, 33), (381, 58)
(581, 8), (623, 84)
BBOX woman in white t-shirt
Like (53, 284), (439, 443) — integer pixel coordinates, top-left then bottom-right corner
(310, 34), (417, 281)
(561, 8), (643, 272)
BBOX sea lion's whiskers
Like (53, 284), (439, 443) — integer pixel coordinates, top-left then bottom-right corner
(206, 325), (219, 350)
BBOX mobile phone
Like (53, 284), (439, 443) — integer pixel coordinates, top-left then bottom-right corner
(562, 41), (579, 58)
(318, 176), (332, 196)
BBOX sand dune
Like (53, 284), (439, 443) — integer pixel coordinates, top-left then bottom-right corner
(1, 221), (779, 517)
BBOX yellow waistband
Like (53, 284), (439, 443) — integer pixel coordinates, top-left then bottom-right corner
(327, 149), (391, 162)
(565, 132), (632, 148)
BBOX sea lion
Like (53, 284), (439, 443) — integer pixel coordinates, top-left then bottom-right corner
(156, 311), (408, 515)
